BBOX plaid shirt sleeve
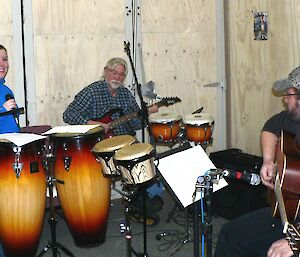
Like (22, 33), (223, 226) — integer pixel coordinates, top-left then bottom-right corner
(63, 85), (95, 124)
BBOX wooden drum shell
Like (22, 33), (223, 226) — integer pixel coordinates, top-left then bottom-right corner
(52, 131), (111, 247)
(0, 140), (46, 257)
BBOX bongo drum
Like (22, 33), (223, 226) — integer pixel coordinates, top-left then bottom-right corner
(51, 128), (111, 247)
(0, 139), (46, 257)
(114, 143), (156, 185)
(149, 112), (181, 143)
(183, 113), (214, 144)
(92, 135), (136, 177)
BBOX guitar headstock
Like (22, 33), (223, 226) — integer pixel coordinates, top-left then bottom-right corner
(157, 97), (181, 107)
(286, 223), (300, 255)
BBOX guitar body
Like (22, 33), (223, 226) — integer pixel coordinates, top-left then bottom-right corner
(272, 130), (300, 221)
(92, 108), (120, 138)
(92, 97), (181, 138)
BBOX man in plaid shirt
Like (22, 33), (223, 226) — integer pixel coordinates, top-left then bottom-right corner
(63, 57), (163, 225)
(63, 57), (158, 136)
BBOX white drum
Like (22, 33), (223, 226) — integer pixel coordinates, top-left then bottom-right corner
(183, 113), (214, 144)
(114, 143), (156, 185)
(92, 135), (136, 177)
(149, 112), (182, 143)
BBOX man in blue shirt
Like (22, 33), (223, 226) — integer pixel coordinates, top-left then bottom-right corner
(0, 45), (19, 134)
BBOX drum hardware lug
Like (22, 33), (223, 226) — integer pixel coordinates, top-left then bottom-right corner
(13, 162), (23, 178)
(12, 146), (23, 178)
(63, 156), (72, 171)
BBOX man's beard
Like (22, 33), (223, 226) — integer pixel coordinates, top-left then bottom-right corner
(289, 101), (300, 122)
(109, 81), (122, 89)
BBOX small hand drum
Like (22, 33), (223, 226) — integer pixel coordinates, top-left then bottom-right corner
(183, 113), (214, 144)
(114, 143), (156, 185)
(149, 112), (181, 143)
(92, 135), (136, 177)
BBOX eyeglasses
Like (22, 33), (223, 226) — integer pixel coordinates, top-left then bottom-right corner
(109, 69), (126, 78)
(283, 93), (300, 97)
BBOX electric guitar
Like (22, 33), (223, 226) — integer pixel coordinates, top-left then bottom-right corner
(93, 97), (181, 138)
(273, 130), (300, 255)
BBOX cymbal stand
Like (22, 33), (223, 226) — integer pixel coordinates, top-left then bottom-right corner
(37, 154), (76, 257)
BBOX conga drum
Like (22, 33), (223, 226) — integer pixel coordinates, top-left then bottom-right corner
(149, 112), (181, 143)
(0, 139), (46, 257)
(92, 135), (136, 177)
(183, 113), (214, 144)
(114, 143), (156, 185)
(51, 128), (111, 247)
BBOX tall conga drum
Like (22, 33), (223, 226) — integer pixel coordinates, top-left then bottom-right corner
(51, 128), (111, 247)
(0, 138), (46, 257)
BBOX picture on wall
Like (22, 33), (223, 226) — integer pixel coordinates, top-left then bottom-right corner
(254, 12), (268, 40)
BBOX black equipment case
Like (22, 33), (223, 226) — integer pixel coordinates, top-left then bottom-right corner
(209, 148), (268, 220)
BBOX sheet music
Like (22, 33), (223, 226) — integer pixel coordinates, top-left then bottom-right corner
(158, 145), (228, 208)
(0, 133), (46, 146)
(43, 125), (100, 135)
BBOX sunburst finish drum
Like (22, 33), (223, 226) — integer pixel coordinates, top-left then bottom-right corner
(0, 139), (46, 257)
(183, 113), (214, 144)
(149, 112), (181, 143)
(51, 128), (111, 247)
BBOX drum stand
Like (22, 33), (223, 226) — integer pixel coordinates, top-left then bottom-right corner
(37, 154), (76, 257)
(121, 185), (150, 257)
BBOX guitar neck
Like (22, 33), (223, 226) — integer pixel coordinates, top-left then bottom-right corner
(109, 111), (139, 129)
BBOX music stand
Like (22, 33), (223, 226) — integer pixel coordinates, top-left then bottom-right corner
(157, 145), (227, 257)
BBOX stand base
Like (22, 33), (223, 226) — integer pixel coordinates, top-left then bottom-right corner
(37, 241), (75, 257)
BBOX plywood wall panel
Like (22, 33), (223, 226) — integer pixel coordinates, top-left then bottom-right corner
(34, 34), (125, 126)
(142, 0), (218, 152)
(0, 0), (12, 36)
(142, 0), (215, 33)
(227, 0), (300, 155)
(32, 0), (124, 34)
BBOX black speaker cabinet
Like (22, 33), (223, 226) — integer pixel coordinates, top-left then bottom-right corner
(210, 149), (268, 220)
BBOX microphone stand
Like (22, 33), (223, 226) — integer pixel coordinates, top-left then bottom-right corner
(124, 41), (156, 257)
(123, 41), (155, 145)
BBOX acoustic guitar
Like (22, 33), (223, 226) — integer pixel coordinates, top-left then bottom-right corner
(93, 97), (181, 138)
(273, 130), (300, 255)
(272, 130), (300, 221)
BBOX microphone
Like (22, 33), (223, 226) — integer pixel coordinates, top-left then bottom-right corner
(222, 169), (261, 186)
(5, 94), (16, 118)
(3, 94), (24, 128)
(5, 93), (14, 101)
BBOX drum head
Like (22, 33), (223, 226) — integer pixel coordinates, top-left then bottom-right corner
(50, 125), (103, 138)
(92, 135), (136, 153)
(183, 113), (214, 126)
(149, 112), (181, 123)
(114, 143), (153, 161)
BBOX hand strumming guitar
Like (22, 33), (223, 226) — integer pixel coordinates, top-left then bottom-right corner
(260, 130), (278, 189)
